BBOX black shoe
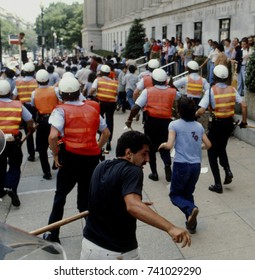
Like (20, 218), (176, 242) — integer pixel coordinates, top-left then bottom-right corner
(148, 172), (159, 181)
(43, 232), (61, 244)
(27, 155), (35, 162)
(106, 142), (111, 151)
(224, 169), (233, 184)
(186, 207), (199, 234)
(0, 189), (7, 198)
(209, 184), (223, 193)
(164, 165), (172, 182)
(185, 221), (197, 234)
(7, 190), (20, 207)
(52, 162), (58, 170)
(43, 173), (52, 180)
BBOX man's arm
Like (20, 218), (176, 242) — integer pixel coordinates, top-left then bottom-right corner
(98, 127), (110, 149)
(158, 130), (176, 150)
(124, 193), (191, 248)
(48, 125), (61, 167)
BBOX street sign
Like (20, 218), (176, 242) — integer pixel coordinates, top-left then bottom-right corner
(8, 34), (19, 45)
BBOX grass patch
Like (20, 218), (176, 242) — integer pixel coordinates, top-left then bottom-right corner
(93, 49), (113, 58)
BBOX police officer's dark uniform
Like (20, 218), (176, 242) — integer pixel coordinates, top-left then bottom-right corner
(43, 77), (110, 243)
(31, 69), (59, 180)
(196, 65), (248, 193)
(0, 80), (34, 206)
(126, 68), (177, 182)
(13, 62), (38, 161)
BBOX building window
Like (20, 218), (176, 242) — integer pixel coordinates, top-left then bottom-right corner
(194, 22), (202, 41)
(152, 26), (156, 39)
(162, 26), (167, 39)
(219, 18), (231, 42)
(176, 25), (182, 41)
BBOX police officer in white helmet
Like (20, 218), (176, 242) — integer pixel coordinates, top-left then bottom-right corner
(126, 68), (179, 182)
(196, 65), (248, 194)
(0, 80), (35, 206)
(43, 77), (110, 243)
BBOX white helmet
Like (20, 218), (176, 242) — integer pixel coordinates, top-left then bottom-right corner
(0, 80), (11, 96)
(213, 65), (229, 79)
(148, 59), (160, 69)
(58, 77), (80, 93)
(100, 65), (111, 73)
(152, 68), (167, 82)
(23, 62), (35, 72)
(187, 61), (199, 71)
(62, 72), (75, 79)
(36, 69), (49, 83)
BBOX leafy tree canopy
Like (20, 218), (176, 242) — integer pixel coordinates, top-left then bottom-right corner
(35, 2), (83, 51)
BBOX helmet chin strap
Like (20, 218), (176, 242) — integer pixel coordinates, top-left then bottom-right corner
(0, 130), (6, 155)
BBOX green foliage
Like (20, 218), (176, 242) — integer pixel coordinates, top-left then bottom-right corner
(245, 50), (255, 93)
(124, 18), (146, 59)
(0, 19), (36, 54)
(35, 2), (83, 51)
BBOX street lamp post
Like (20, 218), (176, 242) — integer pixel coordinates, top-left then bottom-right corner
(40, 2), (45, 60)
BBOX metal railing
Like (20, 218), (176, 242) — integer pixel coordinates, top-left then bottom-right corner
(172, 71), (189, 80)
(135, 56), (146, 63)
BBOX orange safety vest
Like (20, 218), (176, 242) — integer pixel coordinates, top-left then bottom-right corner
(213, 85), (236, 118)
(144, 87), (176, 119)
(143, 75), (153, 89)
(34, 87), (59, 114)
(59, 103), (100, 155)
(16, 79), (38, 104)
(85, 100), (100, 114)
(186, 76), (203, 97)
(96, 77), (118, 102)
(0, 100), (22, 135)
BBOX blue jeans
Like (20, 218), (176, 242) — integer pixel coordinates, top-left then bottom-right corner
(126, 89), (135, 109)
(169, 162), (200, 220)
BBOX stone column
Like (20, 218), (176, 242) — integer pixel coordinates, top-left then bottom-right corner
(151, 0), (161, 6)
(143, 0), (151, 9)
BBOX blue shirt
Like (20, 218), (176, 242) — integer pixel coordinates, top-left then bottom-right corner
(169, 119), (204, 163)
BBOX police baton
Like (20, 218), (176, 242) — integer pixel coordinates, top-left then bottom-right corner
(20, 123), (39, 146)
(29, 211), (89, 236)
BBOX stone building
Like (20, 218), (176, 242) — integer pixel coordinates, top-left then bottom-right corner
(82, 0), (255, 54)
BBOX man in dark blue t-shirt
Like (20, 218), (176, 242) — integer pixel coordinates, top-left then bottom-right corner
(81, 130), (191, 260)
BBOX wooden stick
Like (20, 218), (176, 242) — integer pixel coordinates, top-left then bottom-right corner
(29, 211), (89, 236)
(21, 123), (39, 145)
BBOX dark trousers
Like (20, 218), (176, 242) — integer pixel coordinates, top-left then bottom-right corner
(207, 117), (234, 185)
(117, 91), (127, 112)
(21, 50), (28, 64)
(99, 101), (116, 142)
(23, 103), (37, 158)
(144, 116), (172, 173)
(36, 116), (51, 175)
(0, 141), (23, 194)
(170, 162), (200, 220)
(48, 150), (99, 238)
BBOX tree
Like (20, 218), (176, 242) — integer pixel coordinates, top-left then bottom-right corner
(245, 51), (255, 93)
(124, 18), (146, 59)
(35, 2), (83, 51)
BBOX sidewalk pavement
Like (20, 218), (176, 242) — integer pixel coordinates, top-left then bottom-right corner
(1, 111), (255, 260)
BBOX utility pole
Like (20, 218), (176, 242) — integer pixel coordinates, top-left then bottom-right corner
(40, 2), (45, 60)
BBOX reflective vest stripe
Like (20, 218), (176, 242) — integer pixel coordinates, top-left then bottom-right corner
(59, 103), (101, 155)
(0, 117), (21, 121)
(16, 80), (38, 103)
(213, 86), (236, 118)
(0, 108), (22, 112)
(187, 76), (203, 96)
(144, 87), (176, 119)
(0, 100), (22, 135)
(96, 77), (118, 102)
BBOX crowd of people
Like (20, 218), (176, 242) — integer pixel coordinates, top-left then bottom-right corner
(0, 32), (253, 259)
